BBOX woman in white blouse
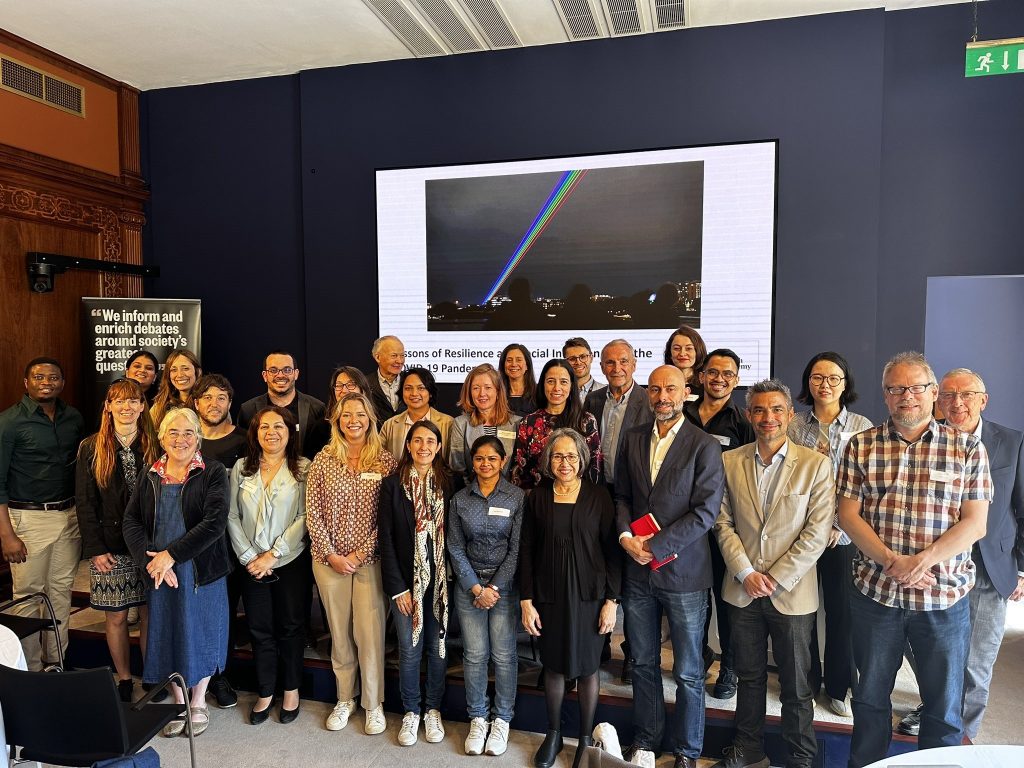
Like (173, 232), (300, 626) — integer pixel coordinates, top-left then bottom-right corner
(228, 406), (310, 726)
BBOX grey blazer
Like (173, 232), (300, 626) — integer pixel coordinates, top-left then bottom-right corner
(976, 419), (1024, 598)
(585, 384), (651, 483)
(449, 412), (522, 481)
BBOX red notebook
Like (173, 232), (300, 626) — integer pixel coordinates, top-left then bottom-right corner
(630, 513), (677, 571)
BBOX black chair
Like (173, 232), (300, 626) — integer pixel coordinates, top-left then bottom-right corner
(0, 592), (64, 670)
(0, 665), (197, 768)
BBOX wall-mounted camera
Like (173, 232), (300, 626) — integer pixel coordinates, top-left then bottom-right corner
(26, 252), (160, 293)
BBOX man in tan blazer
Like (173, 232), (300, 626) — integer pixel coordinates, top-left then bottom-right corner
(712, 379), (833, 768)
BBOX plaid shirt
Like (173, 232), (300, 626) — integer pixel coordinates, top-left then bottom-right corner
(837, 418), (992, 610)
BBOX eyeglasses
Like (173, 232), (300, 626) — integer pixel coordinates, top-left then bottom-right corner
(265, 367), (295, 376)
(333, 382), (360, 392)
(167, 429), (197, 441)
(884, 384), (933, 396)
(551, 453), (579, 464)
(704, 368), (737, 381)
(566, 354), (591, 364)
(809, 374), (844, 387)
(937, 390), (984, 403)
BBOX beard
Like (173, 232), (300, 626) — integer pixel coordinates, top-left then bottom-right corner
(199, 411), (228, 428)
(891, 408), (929, 430)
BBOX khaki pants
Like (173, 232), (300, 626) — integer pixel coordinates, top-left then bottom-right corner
(312, 559), (386, 709)
(8, 506), (82, 670)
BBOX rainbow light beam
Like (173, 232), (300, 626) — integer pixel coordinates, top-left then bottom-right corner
(481, 168), (589, 304)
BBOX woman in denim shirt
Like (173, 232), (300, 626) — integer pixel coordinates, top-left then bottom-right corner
(447, 435), (525, 757)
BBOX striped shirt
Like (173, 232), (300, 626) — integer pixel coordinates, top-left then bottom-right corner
(837, 418), (992, 610)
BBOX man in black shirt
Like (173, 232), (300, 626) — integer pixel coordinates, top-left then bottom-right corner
(683, 348), (755, 700)
(193, 374), (248, 469)
(0, 357), (84, 669)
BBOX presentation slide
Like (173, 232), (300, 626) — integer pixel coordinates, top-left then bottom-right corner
(376, 141), (776, 385)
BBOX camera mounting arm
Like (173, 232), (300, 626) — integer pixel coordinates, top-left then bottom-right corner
(26, 252), (160, 293)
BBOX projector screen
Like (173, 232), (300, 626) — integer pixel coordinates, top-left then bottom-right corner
(376, 141), (776, 385)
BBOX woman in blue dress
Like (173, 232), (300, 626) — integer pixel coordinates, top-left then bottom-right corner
(123, 406), (231, 737)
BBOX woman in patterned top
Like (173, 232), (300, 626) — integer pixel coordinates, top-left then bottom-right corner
(510, 358), (602, 491)
(306, 392), (397, 736)
(75, 378), (159, 702)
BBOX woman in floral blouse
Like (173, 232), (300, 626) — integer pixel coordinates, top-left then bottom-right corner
(306, 393), (397, 736)
(510, 358), (602, 491)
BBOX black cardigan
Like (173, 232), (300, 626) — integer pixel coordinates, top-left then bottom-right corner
(122, 458), (231, 588)
(75, 436), (146, 558)
(519, 480), (621, 604)
(378, 473), (452, 599)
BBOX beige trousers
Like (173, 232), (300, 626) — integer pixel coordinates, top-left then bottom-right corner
(8, 506), (82, 670)
(312, 559), (386, 709)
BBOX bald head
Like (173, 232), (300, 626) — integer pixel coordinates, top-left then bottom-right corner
(648, 365), (689, 423)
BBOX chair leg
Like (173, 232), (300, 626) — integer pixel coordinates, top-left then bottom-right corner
(169, 672), (197, 768)
(0, 591), (64, 671)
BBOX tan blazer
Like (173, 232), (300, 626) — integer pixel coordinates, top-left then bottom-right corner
(379, 407), (454, 463)
(714, 440), (833, 615)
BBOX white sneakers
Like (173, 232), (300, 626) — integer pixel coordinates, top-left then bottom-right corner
(399, 712), (420, 746)
(364, 705), (387, 735)
(485, 717), (509, 756)
(424, 708), (445, 743)
(630, 748), (656, 768)
(325, 700), (356, 731)
(465, 717), (489, 755)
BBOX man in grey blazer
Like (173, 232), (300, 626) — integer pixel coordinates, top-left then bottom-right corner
(713, 379), (833, 768)
(614, 365), (725, 768)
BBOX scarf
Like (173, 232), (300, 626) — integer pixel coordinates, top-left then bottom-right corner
(403, 470), (448, 657)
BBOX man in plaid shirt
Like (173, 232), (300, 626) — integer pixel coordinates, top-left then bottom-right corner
(837, 351), (992, 767)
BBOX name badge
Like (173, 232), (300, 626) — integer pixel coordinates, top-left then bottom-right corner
(931, 469), (954, 482)
(488, 507), (511, 517)
(715, 434), (732, 447)
(840, 431), (858, 442)
(497, 429), (517, 440)
(360, 472), (382, 481)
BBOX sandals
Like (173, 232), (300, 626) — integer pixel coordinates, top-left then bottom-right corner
(162, 716), (186, 738)
(189, 706), (210, 736)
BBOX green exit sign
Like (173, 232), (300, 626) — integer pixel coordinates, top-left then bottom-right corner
(965, 37), (1024, 77)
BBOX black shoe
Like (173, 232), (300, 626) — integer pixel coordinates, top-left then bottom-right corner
(250, 700), (272, 725)
(674, 757), (698, 768)
(571, 735), (593, 768)
(534, 729), (563, 768)
(280, 703), (300, 724)
(621, 657), (634, 684)
(209, 674), (238, 708)
(712, 666), (737, 699)
(709, 745), (769, 768)
(896, 703), (923, 736)
(117, 679), (134, 703)
(142, 682), (169, 703)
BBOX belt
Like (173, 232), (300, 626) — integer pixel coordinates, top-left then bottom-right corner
(8, 498), (75, 511)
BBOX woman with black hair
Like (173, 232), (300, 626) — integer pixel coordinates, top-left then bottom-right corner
(663, 325), (708, 401)
(510, 358), (601, 491)
(125, 350), (160, 403)
(499, 343), (538, 417)
(379, 367), (453, 462)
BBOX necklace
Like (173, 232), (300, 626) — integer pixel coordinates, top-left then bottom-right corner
(553, 479), (581, 496)
(115, 429), (137, 449)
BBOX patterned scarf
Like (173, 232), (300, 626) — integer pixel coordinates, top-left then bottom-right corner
(403, 470), (448, 657)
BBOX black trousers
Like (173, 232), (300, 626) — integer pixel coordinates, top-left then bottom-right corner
(809, 542), (856, 700)
(240, 549), (311, 697)
(703, 533), (734, 668)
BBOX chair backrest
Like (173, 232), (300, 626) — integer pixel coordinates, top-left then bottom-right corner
(0, 665), (128, 756)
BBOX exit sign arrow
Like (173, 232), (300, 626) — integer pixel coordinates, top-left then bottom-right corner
(965, 37), (1024, 77)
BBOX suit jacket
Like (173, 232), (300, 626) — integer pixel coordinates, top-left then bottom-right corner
(237, 391), (326, 460)
(714, 440), (833, 615)
(975, 419), (1024, 598)
(379, 408), (454, 463)
(366, 370), (405, 425)
(585, 384), (651, 441)
(614, 418), (725, 593)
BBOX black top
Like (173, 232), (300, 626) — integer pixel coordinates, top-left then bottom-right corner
(366, 371), (405, 426)
(0, 395), (84, 504)
(201, 428), (248, 471)
(75, 435), (146, 557)
(237, 391), (326, 460)
(683, 398), (755, 452)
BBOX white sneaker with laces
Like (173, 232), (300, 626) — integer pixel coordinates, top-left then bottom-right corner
(364, 704), (387, 735)
(484, 717), (509, 756)
(465, 717), (489, 755)
(325, 699), (355, 731)
(630, 748), (655, 768)
(424, 708), (445, 743)
(398, 712), (420, 746)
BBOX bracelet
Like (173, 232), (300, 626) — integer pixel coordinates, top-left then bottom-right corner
(486, 584), (500, 595)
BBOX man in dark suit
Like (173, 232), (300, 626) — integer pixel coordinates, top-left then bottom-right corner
(365, 335), (406, 425)
(897, 367), (1023, 741)
(237, 350), (326, 460)
(614, 365), (726, 768)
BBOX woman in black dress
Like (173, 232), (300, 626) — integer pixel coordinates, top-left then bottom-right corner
(520, 428), (620, 768)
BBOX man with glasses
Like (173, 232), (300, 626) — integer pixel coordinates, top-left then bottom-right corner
(838, 351), (992, 766)
(615, 365), (725, 768)
(366, 335), (406, 423)
(0, 357), (84, 669)
(238, 350), (325, 460)
(896, 367), (1023, 742)
(683, 348), (755, 699)
(563, 337), (596, 401)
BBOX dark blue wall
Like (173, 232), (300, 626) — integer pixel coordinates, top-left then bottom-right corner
(140, 0), (1024, 421)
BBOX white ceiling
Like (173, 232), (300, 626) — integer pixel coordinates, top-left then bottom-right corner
(1, 0), (972, 90)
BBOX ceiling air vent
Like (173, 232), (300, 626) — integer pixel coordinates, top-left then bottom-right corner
(410, 0), (485, 53)
(363, 0), (448, 56)
(1, 56), (85, 116)
(460, 0), (521, 49)
(553, 0), (602, 40)
(603, 0), (642, 35)
(651, 0), (686, 29)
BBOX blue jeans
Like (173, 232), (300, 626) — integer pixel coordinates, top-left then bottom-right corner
(392, 581), (448, 714)
(623, 581), (707, 758)
(848, 589), (970, 768)
(454, 587), (518, 722)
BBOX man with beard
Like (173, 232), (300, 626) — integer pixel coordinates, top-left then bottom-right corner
(683, 348), (754, 699)
(0, 357), (84, 669)
(838, 351), (992, 767)
(238, 350), (325, 460)
(193, 375), (247, 469)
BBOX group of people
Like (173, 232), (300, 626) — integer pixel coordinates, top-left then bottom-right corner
(0, 324), (1019, 768)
